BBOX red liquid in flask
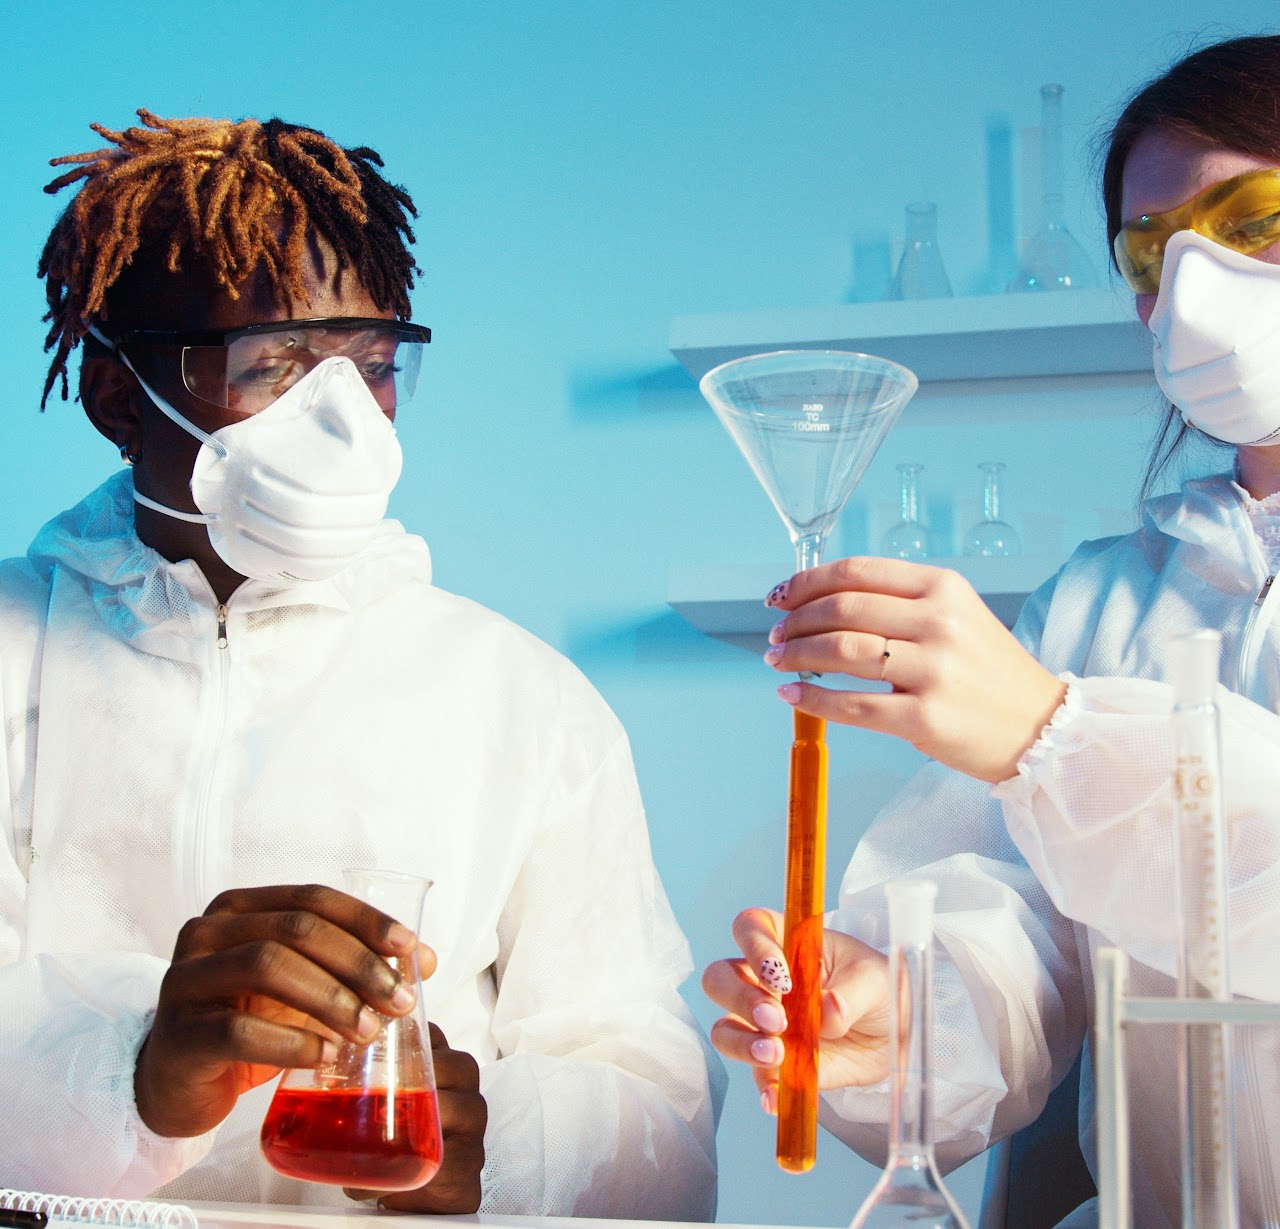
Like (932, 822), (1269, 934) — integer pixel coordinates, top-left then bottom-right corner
(260, 1085), (443, 1190)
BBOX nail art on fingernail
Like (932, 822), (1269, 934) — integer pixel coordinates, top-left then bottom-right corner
(751, 1037), (782, 1065)
(765, 582), (788, 607)
(761, 1085), (779, 1116)
(777, 682), (802, 704)
(759, 956), (793, 994)
(767, 619), (786, 645)
(763, 644), (784, 666)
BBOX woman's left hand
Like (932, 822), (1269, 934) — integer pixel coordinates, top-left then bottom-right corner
(764, 557), (1067, 783)
(345, 1023), (487, 1213)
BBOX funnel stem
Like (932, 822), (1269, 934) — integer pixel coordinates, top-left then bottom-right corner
(794, 533), (825, 574)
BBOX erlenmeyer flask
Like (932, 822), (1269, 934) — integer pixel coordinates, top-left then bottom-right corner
(848, 880), (971, 1229)
(260, 868), (442, 1191)
(1006, 84), (1100, 292)
(881, 463), (930, 560)
(962, 461), (1021, 558)
(887, 203), (953, 301)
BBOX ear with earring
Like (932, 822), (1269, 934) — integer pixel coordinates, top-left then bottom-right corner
(119, 444), (140, 465)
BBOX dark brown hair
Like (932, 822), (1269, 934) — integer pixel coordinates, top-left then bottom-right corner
(38, 110), (420, 408)
(1100, 35), (1280, 500)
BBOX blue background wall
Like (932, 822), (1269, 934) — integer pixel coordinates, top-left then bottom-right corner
(0, 4), (1270, 1222)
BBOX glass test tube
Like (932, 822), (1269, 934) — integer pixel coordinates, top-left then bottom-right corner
(776, 708), (827, 1172)
(1169, 630), (1239, 1229)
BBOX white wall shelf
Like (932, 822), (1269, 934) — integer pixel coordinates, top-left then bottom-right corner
(668, 553), (1064, 651)
(668, 288), (1151, 386)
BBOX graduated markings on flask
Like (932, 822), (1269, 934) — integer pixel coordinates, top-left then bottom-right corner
(795, 403), (830, 432)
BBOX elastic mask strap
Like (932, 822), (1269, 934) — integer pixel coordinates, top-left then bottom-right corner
(133, 489), (215, 525)
(86, 324), (228, 459)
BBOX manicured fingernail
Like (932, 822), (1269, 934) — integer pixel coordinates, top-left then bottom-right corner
(759, 956), (792, 995)
(390, 981), (415, 1011)
(777, 682), (802, 704)
(357, 1008), (382, 1041)
(763, 644), (784, 666)
(761, 1085), (779, 1115)
(752, 1000), (787, 1033)
(751, 1037), (784, 1065)
(768, 619), (786, 645)
(765, 581), (788, 607)
(320, 1039), (339, 1063)
(388, 923), (416, 950)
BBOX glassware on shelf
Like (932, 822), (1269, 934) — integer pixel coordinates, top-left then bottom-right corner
(848, 880), (971, 1229)
(1006, 84), (1100, 292)
(260, 868), (443, 1191)
(887, 202), (953, 300)
(962, 461), (1022, 557)
(881, 463), (930, 560)
(698, 350), (918, 1174)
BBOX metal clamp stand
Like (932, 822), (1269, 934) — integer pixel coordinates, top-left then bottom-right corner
(1094, 947), (1280, 1229)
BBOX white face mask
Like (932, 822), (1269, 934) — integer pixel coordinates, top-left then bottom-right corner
(121, 354), (404, 583)
(1148, 229), (1280, 446)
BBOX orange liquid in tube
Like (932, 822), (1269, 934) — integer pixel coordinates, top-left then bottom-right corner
(776, 708), (827, 1173)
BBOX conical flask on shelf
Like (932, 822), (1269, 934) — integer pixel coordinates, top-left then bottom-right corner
(260, 868), (443, 1191)
(848, 880), (971, 1229)
(887, 203), (953, 301)
(1007, 83), (1100, 292)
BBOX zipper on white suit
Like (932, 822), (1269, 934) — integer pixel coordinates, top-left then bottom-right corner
(182, 601), (232, 916)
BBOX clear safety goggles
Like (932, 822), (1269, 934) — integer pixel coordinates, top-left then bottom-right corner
(1113, 167), (1280, 295)
(111, 317), (432, 413)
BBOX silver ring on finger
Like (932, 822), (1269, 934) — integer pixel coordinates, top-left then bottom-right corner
(879, 638), (893, 684)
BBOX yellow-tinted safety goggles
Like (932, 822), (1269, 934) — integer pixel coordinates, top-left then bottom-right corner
(1113, 167), (1280, 294)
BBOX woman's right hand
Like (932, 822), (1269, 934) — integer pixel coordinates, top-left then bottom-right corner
(134, 884), (436, 1138)
(701, 907), (892, 1111)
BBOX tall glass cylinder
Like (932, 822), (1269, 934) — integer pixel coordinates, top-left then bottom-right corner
(849, 880), (970, 1228)
(1006, 84), (1100, 292)
(1169, 631), (1239, 1229)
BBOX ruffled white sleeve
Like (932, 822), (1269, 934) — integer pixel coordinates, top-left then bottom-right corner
(994, 673), (1280, 1001)
(476, 731), (725, 1219)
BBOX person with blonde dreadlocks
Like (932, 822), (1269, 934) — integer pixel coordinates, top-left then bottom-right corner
(0, 111), (723, 1215)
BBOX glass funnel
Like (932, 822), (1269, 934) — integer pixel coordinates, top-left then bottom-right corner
(699, 350), (920, 573)
(1007, 83), (1100, 292)
(260, 868), (442, 1191)
(848, 880), (971, 1229)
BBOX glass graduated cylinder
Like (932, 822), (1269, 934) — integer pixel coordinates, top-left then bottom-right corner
(848, 880), (970, 1229)
(260, 868), (442, 1192)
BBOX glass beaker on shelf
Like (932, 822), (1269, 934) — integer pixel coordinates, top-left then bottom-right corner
(260, 868), (442, 1191)
(887, 202), (953, 301)
(1006, 84), (1100, 292)
(963, 461), (1021, 557)
(881, 463), (930, 559)
(848, 880), (971, 1228)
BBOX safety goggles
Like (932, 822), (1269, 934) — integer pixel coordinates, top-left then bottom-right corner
(1113, 167), (1280, 295)
(110, 317), (432, 413)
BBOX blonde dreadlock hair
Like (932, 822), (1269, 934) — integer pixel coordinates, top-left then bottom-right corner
(38, 109), (420, 407)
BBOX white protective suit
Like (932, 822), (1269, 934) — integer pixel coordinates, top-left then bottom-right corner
(0, 470), (724, 1217)
(820, 474), (1280, 1229)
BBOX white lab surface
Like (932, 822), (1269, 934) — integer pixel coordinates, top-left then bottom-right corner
(0, 471), (724, 1217)
(820, 474), (1280, 1229)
